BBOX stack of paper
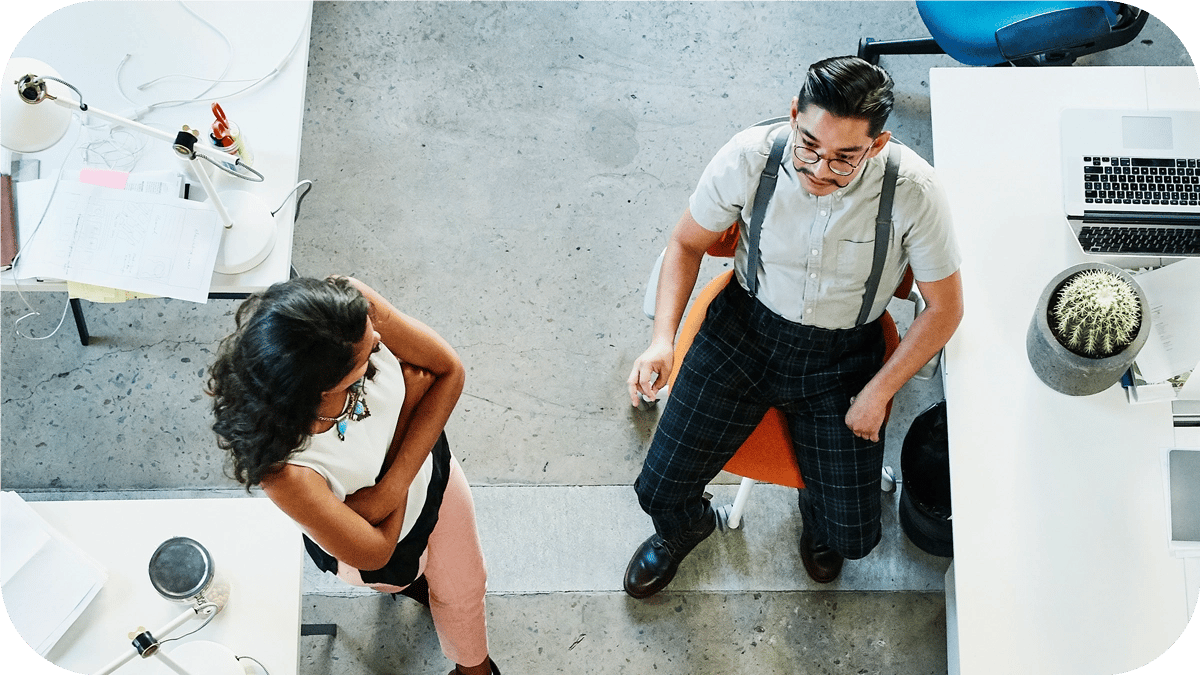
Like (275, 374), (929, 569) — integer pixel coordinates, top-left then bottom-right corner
(1126, 259), (1200, 404)
(0, 492), (107, 656)
(9, 174), (222, 303)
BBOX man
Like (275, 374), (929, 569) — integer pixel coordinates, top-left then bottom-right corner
(624, 56), (963, 598)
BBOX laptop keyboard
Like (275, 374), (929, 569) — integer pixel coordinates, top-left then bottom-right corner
(1077, 225), (1200, 255)
(1079, 157), (1200, 255)
(1083, 156), (1200, 206)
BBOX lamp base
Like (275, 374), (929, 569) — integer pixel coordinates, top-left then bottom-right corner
(167, 640), (246, 675)
(213, 190), (277, 275)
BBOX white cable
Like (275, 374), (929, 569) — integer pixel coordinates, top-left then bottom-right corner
(116, 0), (308, 117)
(271, 180), (312, 217)
(235, 655), (272, 675)
(115, 1), (232, 117)
(10, 118), (84, 341)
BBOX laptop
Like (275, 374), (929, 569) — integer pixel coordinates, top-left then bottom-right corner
(1060, 108), (1200, 258)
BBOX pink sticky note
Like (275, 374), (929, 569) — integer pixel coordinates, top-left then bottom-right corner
(79, 169), (129, 189)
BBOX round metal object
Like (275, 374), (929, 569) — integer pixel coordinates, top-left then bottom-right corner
(148, 537), (215, 602)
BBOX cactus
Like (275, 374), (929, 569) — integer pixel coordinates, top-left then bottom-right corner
(1050, 270), (1142, 358)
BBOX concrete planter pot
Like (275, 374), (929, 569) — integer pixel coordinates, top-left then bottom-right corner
(1026, 262), (1151, 396)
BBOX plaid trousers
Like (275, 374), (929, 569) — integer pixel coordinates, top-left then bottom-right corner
(634, 280), (886, 559)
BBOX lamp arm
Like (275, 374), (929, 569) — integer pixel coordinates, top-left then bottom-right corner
(41, 94), (262, 182)
(92, 605), (201, 675)
(187, 152), (235, 229)
(154, 650), (199, 675)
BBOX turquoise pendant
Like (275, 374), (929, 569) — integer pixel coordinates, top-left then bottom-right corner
(336, 419), (348, 441)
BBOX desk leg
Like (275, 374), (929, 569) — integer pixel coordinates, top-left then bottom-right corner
(69, 298), (90, 346)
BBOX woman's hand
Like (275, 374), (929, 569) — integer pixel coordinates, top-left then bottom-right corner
(391, 362), (436, 458)
(342, 483), (394, 525)
(343, 362), (433, 525)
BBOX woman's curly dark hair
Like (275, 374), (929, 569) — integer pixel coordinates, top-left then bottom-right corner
(207, 276), (370, 488)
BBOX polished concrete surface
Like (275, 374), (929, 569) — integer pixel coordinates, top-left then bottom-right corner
(2, 2), (1194, 673)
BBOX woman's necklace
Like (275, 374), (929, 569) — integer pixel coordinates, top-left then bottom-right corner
(315, 376), (371, 441)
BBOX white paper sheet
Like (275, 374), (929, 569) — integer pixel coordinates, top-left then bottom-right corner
(0, 492), (107, 656)
(1134, 259), (1200, 384)
(11, 179), (222, 303)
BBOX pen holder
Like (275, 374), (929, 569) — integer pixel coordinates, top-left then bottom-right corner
(210, 121), (254, 168)
(209, 135), (240, 174)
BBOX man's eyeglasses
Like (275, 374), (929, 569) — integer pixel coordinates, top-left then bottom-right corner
(793, 141), (872, 177)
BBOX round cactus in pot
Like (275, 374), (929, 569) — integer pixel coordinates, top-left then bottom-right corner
(1026, 262), (1151, 396)
(1051, 268), (1142, 358)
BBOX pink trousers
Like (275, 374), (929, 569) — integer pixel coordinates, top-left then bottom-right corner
(335, 457), (489, 667)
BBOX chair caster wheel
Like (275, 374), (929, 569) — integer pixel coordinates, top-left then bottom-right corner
(714, 503), (740, 531)
(881, 466), (898, 493)
(636, 393), (658, 411)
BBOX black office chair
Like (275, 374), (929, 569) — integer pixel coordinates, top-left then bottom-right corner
(859, 1), (1148, 67)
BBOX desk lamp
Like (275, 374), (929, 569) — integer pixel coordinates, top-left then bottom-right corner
(2, 57), (276, 275)
(93, 537), (250, 675)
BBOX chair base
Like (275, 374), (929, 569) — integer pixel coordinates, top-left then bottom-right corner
(858, 37), (943, 66)
(859, 4), (1147, 68)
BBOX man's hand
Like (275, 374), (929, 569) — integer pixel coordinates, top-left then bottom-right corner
(845, 389), (888, 443)
(627, 339), (674, 407)
(628, 209), (716, 407)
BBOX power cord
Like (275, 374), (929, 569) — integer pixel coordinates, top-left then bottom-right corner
(272, 180), (313, 221)
(115, 1), (232, 119)
(154, 602), (221, 648)
(10, 118), (84, 341)
(235, 654), (272, 674)
(116, 0), (309, 121)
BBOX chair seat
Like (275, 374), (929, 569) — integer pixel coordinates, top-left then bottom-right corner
(669, 271), (902, 490)
(916, 1), (1124, 66)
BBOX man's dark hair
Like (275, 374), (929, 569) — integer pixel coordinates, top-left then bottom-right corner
(797, 56), (894, 137)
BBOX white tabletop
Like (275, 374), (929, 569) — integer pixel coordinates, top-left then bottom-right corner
(2, 1), (312, 295)
(932, 66), (1199, 674)
(4, 497), (302, 675)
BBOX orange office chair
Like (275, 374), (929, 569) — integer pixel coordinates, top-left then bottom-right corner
(643, 254), (931, 530)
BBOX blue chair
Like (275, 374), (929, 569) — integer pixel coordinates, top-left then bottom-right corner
(858, 1), (1148, 66)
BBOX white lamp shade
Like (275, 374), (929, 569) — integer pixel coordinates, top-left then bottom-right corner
(2, 57), (73, 153)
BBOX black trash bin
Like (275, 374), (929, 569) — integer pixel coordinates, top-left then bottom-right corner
(898, 400), (953, 557)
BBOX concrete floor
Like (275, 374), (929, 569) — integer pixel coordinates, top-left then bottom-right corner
(2, 2), (1194, 674)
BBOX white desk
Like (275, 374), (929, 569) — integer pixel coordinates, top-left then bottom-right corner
(2, 1), (312, 298)
(932, 66), (1199, 675)
(4, 497), (302, 675)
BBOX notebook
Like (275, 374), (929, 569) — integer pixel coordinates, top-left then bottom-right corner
(1, 174), (16, 270)
(1060, 108), (1200, 258)
(1162, 448), (1200, 557)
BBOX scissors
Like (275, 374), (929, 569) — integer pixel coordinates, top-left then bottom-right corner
(211, 103), (234, 148)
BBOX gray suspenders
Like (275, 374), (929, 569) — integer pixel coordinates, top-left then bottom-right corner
(743, 123), (900, 327)
(743, 126), (789, 301)
(858, 143), (901, 326)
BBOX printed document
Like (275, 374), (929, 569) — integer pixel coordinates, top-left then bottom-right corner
(1134, 258), (1200, 384)
(11, 179), (222, 303)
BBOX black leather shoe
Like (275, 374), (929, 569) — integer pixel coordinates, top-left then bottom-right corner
(624, 505), (717, 599)
(623, 534), (679, 599)
(799, 526), (843, 584)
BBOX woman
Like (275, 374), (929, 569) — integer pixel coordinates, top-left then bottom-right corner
(208, 276), (498, 675)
